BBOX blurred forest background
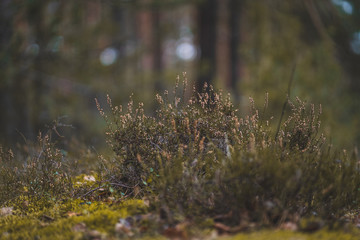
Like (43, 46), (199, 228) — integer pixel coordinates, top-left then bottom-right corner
(0, 0), (360, 149)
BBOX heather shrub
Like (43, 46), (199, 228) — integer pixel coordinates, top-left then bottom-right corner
(0, 132), (73, 207)
(97, 81), (242, 191)
(99, 79), (360, 225)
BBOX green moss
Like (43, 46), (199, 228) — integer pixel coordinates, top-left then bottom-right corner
(0, 198), (148, 239)
(223, 229), (360, 240)
(198, 218), (215, 228)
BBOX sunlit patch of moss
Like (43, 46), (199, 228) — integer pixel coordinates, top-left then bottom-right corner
(222, 229), (360, 240)
(1, 215), (79, 240)
(0, 198), (149, 239)
(72, 173), (99, 189)
(6, 195), (56, 214)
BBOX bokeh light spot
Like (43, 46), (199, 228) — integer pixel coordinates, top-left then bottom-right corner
(351, 32), (360, 54)
(100, 47), (118, 66)
(176, 41), (196, 61)
(26, 43), (40, 56)
(341, 1), (353, 14)
(332, 0), (353, 15)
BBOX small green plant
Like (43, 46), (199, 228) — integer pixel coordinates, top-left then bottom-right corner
(99, 78), (360, 226)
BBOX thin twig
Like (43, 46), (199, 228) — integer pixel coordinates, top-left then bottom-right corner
(15, 129), (27, 144)
(80, 181), (138, 198)
(81, 186), (105, 198)
(275, 60), (297, 140)
(303, 0), (333, 43)
(109, 182), (137, 189)
(150, 140), (163, 151)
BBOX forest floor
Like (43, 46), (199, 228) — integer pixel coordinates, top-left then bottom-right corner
(1, 194), (360, 239)
(2, 86), (360, 239)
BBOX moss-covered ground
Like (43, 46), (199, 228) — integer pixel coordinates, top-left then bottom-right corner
(0, 198), (152, 239)
(1, 196), (360, 239)
(224, 230), (360, 240)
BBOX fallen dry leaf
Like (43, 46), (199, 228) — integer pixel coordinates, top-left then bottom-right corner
(115, 218), (134, 237)
(84, 230), (104, 240)
(83, 175), (96, 182)
(279, 221), (298, 231)
(66, 211), (81, 217)
(72, 222), (87, 232)
(0, 207), (13, 217)
(214, 222), (249, 233)
(163, 222), (189, 240)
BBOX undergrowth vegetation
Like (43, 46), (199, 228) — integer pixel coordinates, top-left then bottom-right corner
(97, 78), (360, 226)
(1, 79), (360, 238)
(0, 132), (73, 208)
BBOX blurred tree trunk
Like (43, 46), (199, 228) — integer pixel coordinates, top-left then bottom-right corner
(137, 2), (163, 94)
(327, 6), (360, 93)
(304, 0), (360, 92)
(215, 0), (242, 98)
(138, 9), (153, 70)
(196, 0), (217, 92)
(28, 2), (51, 137)
(0, 0), (15, 143)
(229, 0), (242, 96)
(216, 0), (230, 89)
(152, 7), (164, 93)
(0, 1), (35, 144)
(210, 0), (243, 102)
